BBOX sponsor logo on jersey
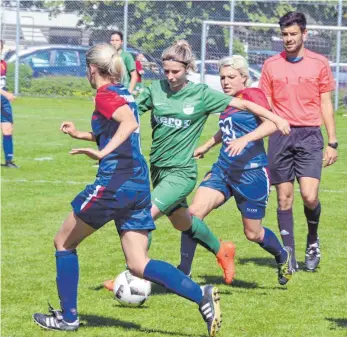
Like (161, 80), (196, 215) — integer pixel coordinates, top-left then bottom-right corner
(183, 103), (195, 115)
(154, 115), (191, 129)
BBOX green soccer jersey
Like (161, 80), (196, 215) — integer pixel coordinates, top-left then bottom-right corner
(120, 50), (136, 88)
(136, 80), (232, 168)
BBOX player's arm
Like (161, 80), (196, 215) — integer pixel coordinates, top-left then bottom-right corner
(194, 130), (222, 159)
(321, 91), (338, 167)
(135, 86), (153, 115)
(225, 118), (277, 157)
(0, 88), (15, 101)
(126, 55), (138, 94)
(128, 70), (138, 94)
(69, 105), (138, 160)
(228, 97), (290, 135)
(60, 121), (96, 142)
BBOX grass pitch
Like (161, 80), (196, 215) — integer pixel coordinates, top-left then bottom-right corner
(1, 97), (347, 337)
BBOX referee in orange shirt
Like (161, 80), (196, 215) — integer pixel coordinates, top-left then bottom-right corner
(260, 12), (338, 272)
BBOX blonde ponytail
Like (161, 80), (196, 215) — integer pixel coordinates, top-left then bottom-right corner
(86, 43), (124, 83)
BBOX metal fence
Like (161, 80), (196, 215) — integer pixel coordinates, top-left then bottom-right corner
(1, 0), (346, 108)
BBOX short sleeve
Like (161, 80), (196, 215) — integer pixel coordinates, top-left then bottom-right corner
(318, 60), (335, 93)
(242, 88), (271, 110)
(202, 86), (232, 114)
(124, 53), (136, 73)
(135, 85), (153, 116)
(259, 63), (272, 97)
(95, 89), (127, 119)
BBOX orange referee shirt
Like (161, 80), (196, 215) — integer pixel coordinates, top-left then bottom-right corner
(260, 49), (335, 126)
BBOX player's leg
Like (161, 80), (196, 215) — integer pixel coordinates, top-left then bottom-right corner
(33, 183), (114, 331)
(33, 212), (96, 331)
(235, 167), (293, 285)
(121, 230), (222, 336)
(1, 95), (17, 168)
(102, 171), (169, 292)
(176, 166), (236, 284)
(243, 217), (293, 285)
(118, 190), (222, 337)
(298, 177), (321, 271)
(169, 204), (234, 281)
(294, 127), (324, 271)
(268, 130), (296, 268)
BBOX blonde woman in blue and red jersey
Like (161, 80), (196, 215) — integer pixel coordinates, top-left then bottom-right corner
(1, 40), (18, 168)
(179, 55), (294, 285)
(32, 43), (223, 337)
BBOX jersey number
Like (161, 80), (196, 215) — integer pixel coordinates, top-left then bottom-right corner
(219, 117), (236, 142)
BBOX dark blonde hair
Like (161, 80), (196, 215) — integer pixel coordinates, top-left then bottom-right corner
(162, 40), (196, 72)
(86, 43), (124, 83)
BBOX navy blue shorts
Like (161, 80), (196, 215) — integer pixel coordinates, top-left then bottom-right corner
(199, 163), (270, 219)
(71, 180), (156, 232)
(268, 127), (324, 184)
(1, 94), (13, 123)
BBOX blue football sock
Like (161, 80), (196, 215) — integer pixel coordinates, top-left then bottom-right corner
(56, 250), (79, 322)
(258, 227), (287, 264)
(3, 135), (13, 162)
(177, 231), (197, 275)
(143, 259), (203, 304)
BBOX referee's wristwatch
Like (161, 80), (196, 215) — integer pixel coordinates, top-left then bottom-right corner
(328, 142), (338, 149)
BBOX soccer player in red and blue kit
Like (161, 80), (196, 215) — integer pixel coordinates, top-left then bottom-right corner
(1, 40), (18, 168)
(32, 43), (222, 337)
(181, 55), (294, 285)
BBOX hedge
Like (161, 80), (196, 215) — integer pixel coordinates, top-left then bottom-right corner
(6, 63), (33, 92)
(20, 76), (95, 97)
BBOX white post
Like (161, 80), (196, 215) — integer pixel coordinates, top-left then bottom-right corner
(200, 21), (207, 84)
(229, 0), (235, 56)
(123, 0), (128, 51)
(14, 0), (20, 96)
(334, 0), (343, 110)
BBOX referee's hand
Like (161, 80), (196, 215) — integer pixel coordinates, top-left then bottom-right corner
(323, 146), (338, 167)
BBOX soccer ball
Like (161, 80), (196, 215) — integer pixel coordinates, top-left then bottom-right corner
(113, 270), (151, 307)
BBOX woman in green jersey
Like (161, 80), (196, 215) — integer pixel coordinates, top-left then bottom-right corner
(104, 40), (290, 289)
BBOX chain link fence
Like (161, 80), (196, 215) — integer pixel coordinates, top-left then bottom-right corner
(1, 0), (346, 108)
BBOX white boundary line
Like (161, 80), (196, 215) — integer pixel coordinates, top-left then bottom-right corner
(1, 179), (89, 185)
(1, 179), (346, 193)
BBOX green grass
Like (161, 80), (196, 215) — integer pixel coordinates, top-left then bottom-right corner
(2, 97), (347, 337)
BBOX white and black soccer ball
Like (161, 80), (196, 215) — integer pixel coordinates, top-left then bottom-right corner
(113, 270), (151, 307)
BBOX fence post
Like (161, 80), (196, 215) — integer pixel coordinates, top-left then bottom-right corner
(123, 0), (129, 51)
(200, 21), (207, 84)
(229, 0), (235, 56)
(14, 0), (20, 96)
(334, 0), (343, 110)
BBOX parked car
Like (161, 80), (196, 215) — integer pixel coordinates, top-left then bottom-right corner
(5, 45), (164, 80)
(330, 63), (347, 88)
(5, 45), (89, 77)
(187, 60), (261, 92)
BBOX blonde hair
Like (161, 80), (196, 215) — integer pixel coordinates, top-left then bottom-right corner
(162, 40), (196, 72)
(218, 55), (252, 87)
(86, 43), (124, 83)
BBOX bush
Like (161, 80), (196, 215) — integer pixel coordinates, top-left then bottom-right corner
(21, 76), (95, 97)
(6, 63), (33, 92)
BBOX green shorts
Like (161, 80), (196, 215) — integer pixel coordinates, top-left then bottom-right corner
(150, 164), (197, 216)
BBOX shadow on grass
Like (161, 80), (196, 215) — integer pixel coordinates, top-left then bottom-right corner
(90, 285), (105, 291)
(149, 283), (177, 296)
(80, 314), (204, 336)
(326, 317), (347, 330)
(199, 275), (259, 288)
(238, 257), (277, 268)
